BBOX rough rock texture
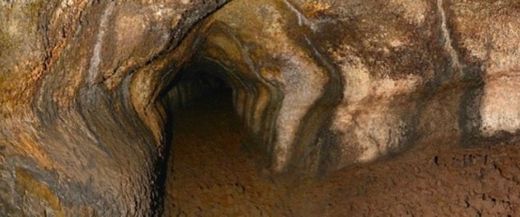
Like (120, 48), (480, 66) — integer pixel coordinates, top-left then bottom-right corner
(190, 0), (520, 175)
(0, 0), (228, 216)
(0, 0), (519, 216)
(165, 89), (520, 217)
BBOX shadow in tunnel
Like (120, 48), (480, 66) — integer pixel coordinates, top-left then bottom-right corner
(155, 58), (236, 216)
(157, 59), (288, 217)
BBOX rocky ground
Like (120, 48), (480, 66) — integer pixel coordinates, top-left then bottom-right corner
(164, 92), (520, 217)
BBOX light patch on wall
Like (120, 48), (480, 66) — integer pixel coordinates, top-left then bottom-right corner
(87, 2), (115, 85)
(480, 74), (520, 136)
(272, 51), (327, 172)
(330, 46), (420, 165)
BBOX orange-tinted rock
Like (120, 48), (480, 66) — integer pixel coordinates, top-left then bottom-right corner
(0, 0), (519, 216)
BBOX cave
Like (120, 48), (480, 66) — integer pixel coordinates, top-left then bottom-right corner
(1, 0), (520, 216)
(161, 59), (263, 216)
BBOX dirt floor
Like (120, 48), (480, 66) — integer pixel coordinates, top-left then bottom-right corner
(163, 92), (520, 217)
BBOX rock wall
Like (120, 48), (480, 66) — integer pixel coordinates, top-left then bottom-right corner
(192, 0), (520, 175)
(0, 0), (227, 215)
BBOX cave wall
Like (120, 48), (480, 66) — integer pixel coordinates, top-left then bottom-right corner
(0, 0), (227, 215)
(192, 0), (520, 175)
(0, 0), (519, 216)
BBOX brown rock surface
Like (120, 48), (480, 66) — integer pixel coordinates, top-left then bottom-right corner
(0, 0), (519, 216)
(0, 0), (228, 215)
(164, 88), (520, 217)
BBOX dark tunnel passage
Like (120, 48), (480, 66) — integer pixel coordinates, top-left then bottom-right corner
(161, 59), (233, 112)
(159, 59), (289, 216)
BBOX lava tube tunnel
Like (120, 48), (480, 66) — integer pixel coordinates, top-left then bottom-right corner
(1, 0), (520, 216)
